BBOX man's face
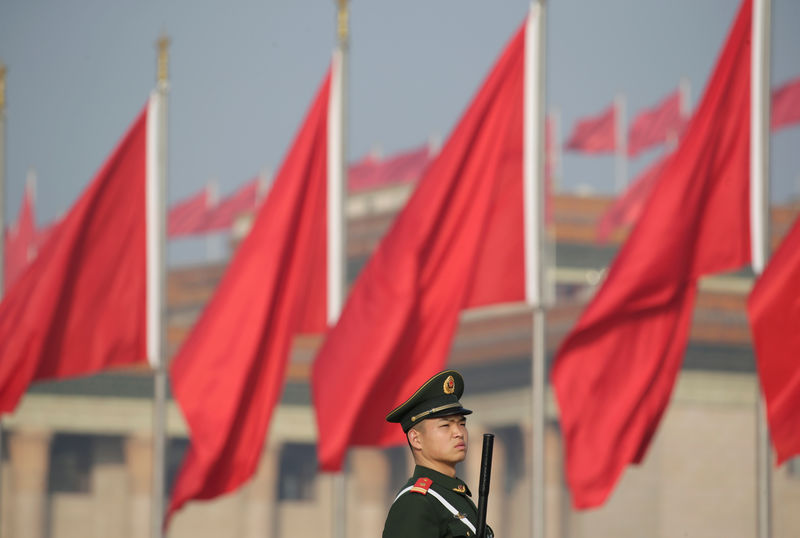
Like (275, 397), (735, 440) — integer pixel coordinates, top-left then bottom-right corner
(413, 415), (468, 467)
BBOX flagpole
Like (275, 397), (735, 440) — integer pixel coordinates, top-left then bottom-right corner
(0, 60), (7, 533)
(678, 76), (691, 120)
(750, 1), (772, 537)
(0, 61), (6, 292)
(330, 2), (349, 538)
(672, 77), (691, 149)
(205, 178), (217, 261)
(524, 3), (547, 538)
(614, 93), (627, 192)
(548, 107), (562, 193)
(151, 33), (170, 538)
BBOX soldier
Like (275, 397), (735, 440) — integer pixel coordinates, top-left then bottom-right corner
(382, 370), (493, 537)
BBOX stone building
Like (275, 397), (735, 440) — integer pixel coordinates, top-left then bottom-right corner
(2, 180), (800, 537)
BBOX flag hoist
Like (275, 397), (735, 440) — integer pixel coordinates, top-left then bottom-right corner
(164, 41), (333, 533)
(312, 3), (550, 537)
(551, 0), (760, 518)
(0, 38), (167, 538)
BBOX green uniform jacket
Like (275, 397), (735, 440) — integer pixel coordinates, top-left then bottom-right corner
(383, 465), (490, 538)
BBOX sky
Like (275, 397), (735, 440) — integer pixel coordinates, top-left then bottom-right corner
(1, 0), (799, 234)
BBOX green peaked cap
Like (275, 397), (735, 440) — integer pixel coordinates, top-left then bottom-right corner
(386, 370), (473, 432)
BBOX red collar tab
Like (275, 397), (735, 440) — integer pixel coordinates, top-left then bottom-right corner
(410, 477), (433, 495)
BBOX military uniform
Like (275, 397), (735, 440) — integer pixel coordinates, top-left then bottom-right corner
(382, 370), (494, 538)
(384, 465), (481, 537)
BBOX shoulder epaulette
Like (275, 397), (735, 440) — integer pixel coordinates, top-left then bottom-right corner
(409, 477), (433, 495)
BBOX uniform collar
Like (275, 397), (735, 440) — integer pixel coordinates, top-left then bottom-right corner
(413, 465), (472, 497)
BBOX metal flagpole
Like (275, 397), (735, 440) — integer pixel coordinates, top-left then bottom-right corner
(614, 93), (627, 192)
(150, 33), (170, 538)
(0, 60), (7, 532)
(751, 1), (772, 537)
(330, 2), (349, 537)
(524, 3), (547, 538)
(678, 76), (691, 121)
(668, 77), (692, 149)
(548, 107), (562, 193)
(205, 178), (217, 261)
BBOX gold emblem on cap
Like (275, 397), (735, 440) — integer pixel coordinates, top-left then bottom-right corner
(443, 375), (455, 394)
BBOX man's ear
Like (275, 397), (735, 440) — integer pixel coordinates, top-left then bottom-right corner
(407, 426), (423, 451)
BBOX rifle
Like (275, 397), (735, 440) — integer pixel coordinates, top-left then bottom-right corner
(476, 433), (494, 538)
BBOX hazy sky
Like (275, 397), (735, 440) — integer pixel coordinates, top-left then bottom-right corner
(1, 0), (799, 228)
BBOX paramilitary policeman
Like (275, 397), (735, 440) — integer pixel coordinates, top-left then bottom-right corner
(382, 370), (494, 538)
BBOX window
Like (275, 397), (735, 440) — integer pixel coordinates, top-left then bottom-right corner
(166, 438), (190, 497)
(278, 443), (317, 501)
(48, 434), (92, 493)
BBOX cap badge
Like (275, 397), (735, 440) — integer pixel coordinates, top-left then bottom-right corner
(443, 375), (455, 394)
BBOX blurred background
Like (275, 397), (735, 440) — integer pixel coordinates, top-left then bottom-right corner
(1, 0), (799, 537)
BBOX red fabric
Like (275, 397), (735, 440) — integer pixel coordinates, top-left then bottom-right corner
(748, 215), (800, 465)
(166, 70), (329, 523)
(771, 77), (800, 132)
(348, 145), (432, 192)
(627, 90), (685, 157)
(168, 189), (210, 238)
(201, 179), (259, 232)
(552, 0), (752, 509)
(312, 22), (527, 472)
(0, 104), (150, 413)
(4, 185), (37, 290)
(596, 152), (672, 242)
(565, 104), (616, 153)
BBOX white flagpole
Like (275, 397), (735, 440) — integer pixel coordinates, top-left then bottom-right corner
(524, 3), (547, 538)
(751, 1), (772, 537)
(25, 168), (36, 261)
(614, 93), (628, 192)
(329, 2), (348, 537)
(204, 178), (217, 261)
(548, 107), (562, 193)
(148, 34), (170, 538)
(257, 166), (272, 205)
(668, 77), (692, 150)
(678, 76), (691, 121)
(0, 60), (6, 533)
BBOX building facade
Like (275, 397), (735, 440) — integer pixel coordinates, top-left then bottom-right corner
(2, 184), (799, 537)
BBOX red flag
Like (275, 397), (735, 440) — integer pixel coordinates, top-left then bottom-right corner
(595, 151), (672, 242)
(201, 179), (259, 232)
(0, 97), (160, 412)
(627, 90), (685, 157)
(552, 0), (752, 509)
(748, 215), (800, 465)
(565, 104), (616, 153)
(166, 69), (330, 522)
(348, 145), (431, 191)
(771, 77), (800, 131)
(312, 21), (528, 472)
(168, 188), (211, 238)
(3, 182), (37, 290)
